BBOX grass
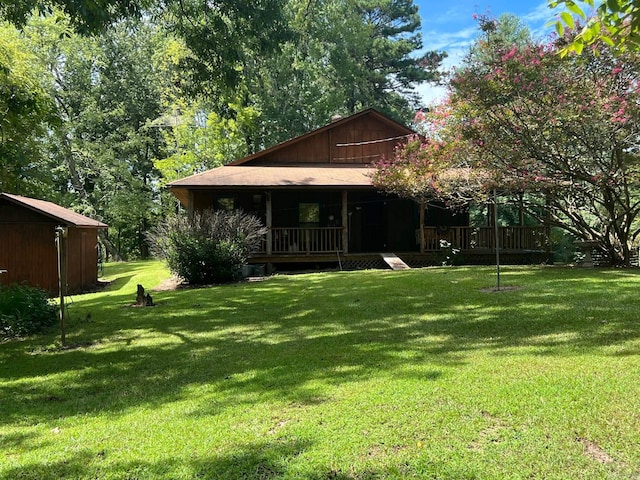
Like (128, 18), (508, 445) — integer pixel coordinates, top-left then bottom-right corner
(1, 261), (640, 479)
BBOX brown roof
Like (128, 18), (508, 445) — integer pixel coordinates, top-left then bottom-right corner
(169, 165), (375, 188)
(0, 193), (108, 228)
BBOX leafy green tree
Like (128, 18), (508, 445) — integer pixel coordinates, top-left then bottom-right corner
(160, 0), (291, 99)
(0, 0), (148, 33)
(0, 21), (52, 195)
(549, 0), (640, 54)
(29, 15), (170, 259)
(245, 0), (445, 148)
(154, 101), (258, 182)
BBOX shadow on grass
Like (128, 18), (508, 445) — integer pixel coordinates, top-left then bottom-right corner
(0, 439), (311, 480)
(2, 266), (640, 454)
(0, 435), (481, 480)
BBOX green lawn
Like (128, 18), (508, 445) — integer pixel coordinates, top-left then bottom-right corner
(1, 262), (640, 479)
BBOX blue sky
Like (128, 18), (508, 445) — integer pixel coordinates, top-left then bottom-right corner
(413, 0), (585, 104)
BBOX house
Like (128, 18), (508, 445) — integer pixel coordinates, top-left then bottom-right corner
(168, 109), (550, 271)
(0, 193), (107, 294)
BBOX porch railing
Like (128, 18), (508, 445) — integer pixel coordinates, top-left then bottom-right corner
(254, 227), (344, 254)
(252, 225), (547, 256)
(423, 226), (548, 251)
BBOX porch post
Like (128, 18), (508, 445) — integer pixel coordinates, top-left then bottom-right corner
(187, 190), (195, 215)
(266, 191), (273, 255)
(419, 201), (425, 254)
(342, 190), (349, 254)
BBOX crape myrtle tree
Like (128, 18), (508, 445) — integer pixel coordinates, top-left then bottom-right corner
(375, 16), (640, 265)
(371, 15), (529, 210)
(371, 101), (492, 209)
(449, 23), (640, 265)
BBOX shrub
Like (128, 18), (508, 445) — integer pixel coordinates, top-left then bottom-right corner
(148, 209), (267, 285)
(0, 284), (58, 339)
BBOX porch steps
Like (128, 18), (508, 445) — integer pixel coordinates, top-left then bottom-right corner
(380, 253), (411, 270)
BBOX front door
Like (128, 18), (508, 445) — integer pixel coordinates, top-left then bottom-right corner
(349, 194), (387, 253)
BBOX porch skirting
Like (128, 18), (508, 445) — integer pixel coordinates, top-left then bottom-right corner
(247, 250), (552, 272)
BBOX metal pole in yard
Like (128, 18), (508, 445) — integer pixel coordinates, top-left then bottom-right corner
(55, 226), (67, 346)
(493, 189), (501, 290)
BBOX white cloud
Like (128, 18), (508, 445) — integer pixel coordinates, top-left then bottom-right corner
(415, 83), (448, 107)
(422, 25), (478, 52)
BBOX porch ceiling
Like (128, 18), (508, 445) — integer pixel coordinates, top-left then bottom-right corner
(168, 165), (376, 189)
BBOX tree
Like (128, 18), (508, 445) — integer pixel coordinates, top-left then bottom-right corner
(371, 103), (492, 208)
(323, 0), (445, 116)
(449, 21), (640, 265)
(153, 101), (258, 183)
(377, 16), (640, 265)
(29, 14), (171, 259)
(371, 14), (528, 208)
(0, 0), (148, 33)
(244, 0), (446, 149)
(160, 0), (291, 99)
(549, 0), (640, 54)
(0, 21), (52, 196)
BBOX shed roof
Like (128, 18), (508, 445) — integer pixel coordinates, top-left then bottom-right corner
(0, 193), (108, 228)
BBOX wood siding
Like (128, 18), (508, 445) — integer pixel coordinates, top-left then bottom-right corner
(246, 116), (407, 165)
(0, 202), (100, 295)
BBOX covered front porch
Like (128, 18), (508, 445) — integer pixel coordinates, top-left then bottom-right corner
(184, 186), (551, 266)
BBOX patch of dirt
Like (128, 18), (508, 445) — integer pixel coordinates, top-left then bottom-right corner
(468, 411), (508, 451)
(154, 276), (184, 291)
(480, 285), (523, 293)
(578, 437), (615, 464)
(267, 419), (290, 436)
(153, 275), (269, 292)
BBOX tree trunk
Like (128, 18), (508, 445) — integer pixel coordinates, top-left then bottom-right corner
(99, 230), (124, 262)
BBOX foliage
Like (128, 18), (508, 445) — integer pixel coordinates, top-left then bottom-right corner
(375, 16), (640, 265)
(371, 103), (493, 207)
(2, 261), (640, 478)
(160, 0), (291, 98)
(153, 101), (257, 183)
(549, 0), (640, 54)
(0, 283), (57, 339)
(245, 0), (445, 148)
(0, 21), (53, 196)
(0, 0), (148, 33)
(27, 14), (171, 260)
(148, 209), (267, 284)
(448, 23), (640, 265)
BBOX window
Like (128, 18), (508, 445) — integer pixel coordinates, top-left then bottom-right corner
(299, 203), (320, 226)
(216, 197), (235, 211)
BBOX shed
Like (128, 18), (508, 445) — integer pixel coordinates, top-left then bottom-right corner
(0, 193), (107, 295)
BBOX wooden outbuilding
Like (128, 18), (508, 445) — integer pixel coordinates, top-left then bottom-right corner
(0, 193), (107, 295)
